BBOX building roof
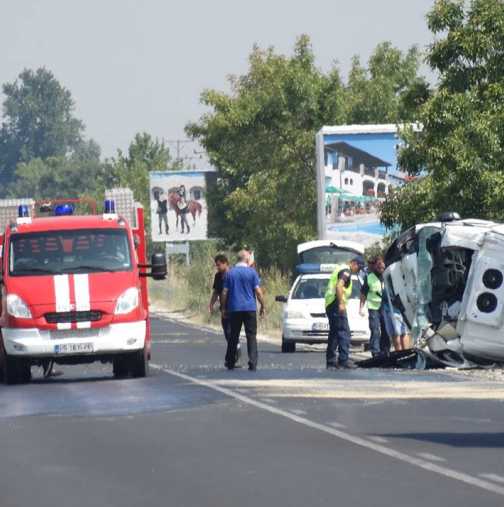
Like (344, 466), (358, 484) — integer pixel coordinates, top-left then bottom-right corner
(325, 141), (391, 168)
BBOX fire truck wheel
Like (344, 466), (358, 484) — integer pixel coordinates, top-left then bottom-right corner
(3, 356), (31, 385)
(130, 349), (149, 378)
(112, 357), (130, 378)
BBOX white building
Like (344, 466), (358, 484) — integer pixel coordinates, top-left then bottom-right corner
(324, 142), (391, 197)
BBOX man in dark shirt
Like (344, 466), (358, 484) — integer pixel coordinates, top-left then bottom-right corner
(209, 254), (241, 363)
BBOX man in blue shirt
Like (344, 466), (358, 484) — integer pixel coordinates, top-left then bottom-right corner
(221, 250), (265, 371)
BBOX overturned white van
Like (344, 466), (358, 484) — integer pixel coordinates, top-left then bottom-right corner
(384, 214), (504, 367)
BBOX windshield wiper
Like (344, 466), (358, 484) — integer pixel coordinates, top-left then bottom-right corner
(61, 265), (118, 273)
(14, 267), (58, 275)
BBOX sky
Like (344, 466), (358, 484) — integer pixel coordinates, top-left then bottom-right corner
(1, 0), (436, 158)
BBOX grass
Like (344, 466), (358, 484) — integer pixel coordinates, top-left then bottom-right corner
(149, 244), (291, 339)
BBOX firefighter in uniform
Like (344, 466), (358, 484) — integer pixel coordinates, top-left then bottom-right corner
(325, 258), (362, 369)
(360, 256), (390, 358)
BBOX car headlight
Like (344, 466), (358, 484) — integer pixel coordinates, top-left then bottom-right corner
(114, 287), (140, 315)
(6, 294), (32, 319)
(285, 310), (305, 319)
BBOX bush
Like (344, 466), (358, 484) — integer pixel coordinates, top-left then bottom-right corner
(150, 242), (291, 337)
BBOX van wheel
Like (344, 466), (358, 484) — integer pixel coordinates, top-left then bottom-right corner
(130, 349), (149, 378)
(3, 356), (31, 385)
(113, 357), (129, 378)
(281, 338), (296, 353)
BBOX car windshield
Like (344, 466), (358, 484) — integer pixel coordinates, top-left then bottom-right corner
(300, 246), (359, 265)
(9, 228), (132, 276)
(292, 278), (328, 299)
(292, 275), (363, 300)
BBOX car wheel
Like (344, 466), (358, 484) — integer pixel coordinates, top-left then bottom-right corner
(113, 356), (130, 378)
(281, 338), (296, 353)
(3, 355), (31, 385)
(130, 349), (149, 378)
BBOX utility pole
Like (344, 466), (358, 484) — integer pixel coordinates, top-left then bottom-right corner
(164, 139), (193, 166)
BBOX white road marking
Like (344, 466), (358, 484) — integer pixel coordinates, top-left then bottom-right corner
(290, 409), (308, 415)
(151, 332), (190, 337)
(328, 422), (347, 429)
(151, 364), (504, 497)
(480, 474), (504, 484)
(368, 436), (389, 444)
(417, 452), (446, 462)
(260, 398), (277, 404)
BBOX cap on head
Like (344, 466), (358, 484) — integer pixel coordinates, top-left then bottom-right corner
(349, 256), (364, 273)
(351, 256), (365, 268)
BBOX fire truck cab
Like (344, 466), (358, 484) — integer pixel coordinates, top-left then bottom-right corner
(0, 190), (166, 384)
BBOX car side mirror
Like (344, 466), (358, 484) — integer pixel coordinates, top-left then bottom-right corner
(150, 253), (167, 280)
(139, 253), (167, 280)
(275, 295), (288, 303)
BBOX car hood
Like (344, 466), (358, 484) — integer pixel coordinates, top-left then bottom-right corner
(287, 298), (326, 314)
(6, 271), (138, 307)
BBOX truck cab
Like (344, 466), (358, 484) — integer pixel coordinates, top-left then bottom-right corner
(0, 192), (166, 384)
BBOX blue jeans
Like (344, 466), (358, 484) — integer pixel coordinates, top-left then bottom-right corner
(368, 308), (391, 357)
(326, 302), (351, 365)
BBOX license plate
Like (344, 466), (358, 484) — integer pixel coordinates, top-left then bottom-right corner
(312, 322), (329, 331)
(54, 342), (94, 354)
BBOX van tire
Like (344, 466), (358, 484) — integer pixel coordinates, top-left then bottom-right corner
(130, 349), (148, 378)
(3, 356), (31, 385)
(113, 357), (129, 378)
(281, 338), (296, 353)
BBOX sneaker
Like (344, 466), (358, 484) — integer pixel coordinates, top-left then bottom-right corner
(338, 359), (358, 369)
(248, 364), (257, 371)
(326, 363), (340, 371)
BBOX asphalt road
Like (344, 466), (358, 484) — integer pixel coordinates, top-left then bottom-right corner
(2, 315), (504, 507)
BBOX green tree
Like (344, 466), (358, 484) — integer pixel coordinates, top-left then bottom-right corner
(110, 132), (171, 209)
(187, 36), (424, 269)
(109, 133), (172, 241)
(8, 141), (114, 201)
(0, 68), (84, 187)
(346, 42), (429, 124)
(382, 0), (504, 229)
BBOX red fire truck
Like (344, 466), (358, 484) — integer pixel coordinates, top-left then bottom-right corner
(0, 189), (166, 384)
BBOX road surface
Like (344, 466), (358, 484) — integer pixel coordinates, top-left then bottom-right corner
(1, 315), (504, 507)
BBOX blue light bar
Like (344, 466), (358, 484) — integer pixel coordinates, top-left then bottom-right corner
(104, 199), (116, 214)
(18, 205), (30, 218)
(296, 263), (338, 274)
(54, 203), (75, 216)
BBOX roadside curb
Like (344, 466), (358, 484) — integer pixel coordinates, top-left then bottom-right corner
(151, 309), (281, 346)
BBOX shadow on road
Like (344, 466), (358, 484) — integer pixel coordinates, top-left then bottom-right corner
(384, 432), (504, 448)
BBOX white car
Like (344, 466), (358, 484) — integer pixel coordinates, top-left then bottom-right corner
(276, 238), (370, 353)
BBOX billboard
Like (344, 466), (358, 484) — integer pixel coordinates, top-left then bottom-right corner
(149, 170), (215, 242)
(316, 125), (406, 245)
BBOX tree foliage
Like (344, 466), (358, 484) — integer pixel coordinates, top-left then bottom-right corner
(382, 0), (504, 229)
(109, 132), (171, 210)
(346, 42), (429, 124)
(187, 35), (424, 269)
(0, 68), (84, 187)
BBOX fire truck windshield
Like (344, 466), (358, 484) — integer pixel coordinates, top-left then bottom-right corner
(9, 229), (133, 276)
